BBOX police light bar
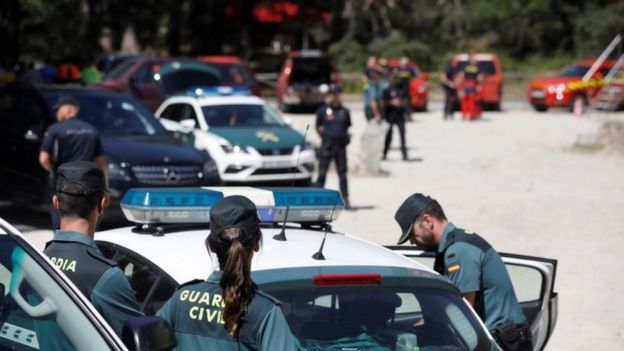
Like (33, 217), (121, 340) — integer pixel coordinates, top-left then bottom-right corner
(186, 86), (251, 97)
(120, 187), (344, 225)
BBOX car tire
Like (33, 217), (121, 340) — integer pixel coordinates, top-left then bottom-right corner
(533, 104), (548, 112)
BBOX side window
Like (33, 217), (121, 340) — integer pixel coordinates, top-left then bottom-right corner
(159, 103), (185, 122)
(97, 243), (176, 315)
(0, 234), (111, 350)
(180, 104), (199, 127)
(131, 63), (154, 84)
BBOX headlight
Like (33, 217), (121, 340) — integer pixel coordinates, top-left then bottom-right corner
(220, 144), (249, 154)
(547, 84), (566, 94)
(108, 162), (132, 181)
(202, 159), (219, 175)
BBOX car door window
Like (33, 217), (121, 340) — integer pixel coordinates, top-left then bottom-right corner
(131, 63), (155, 84)
(0, 230), (114, 350)
(179, 104), (200, 127)
(97, 243), (177, 316)
(159, 103), (185, 122)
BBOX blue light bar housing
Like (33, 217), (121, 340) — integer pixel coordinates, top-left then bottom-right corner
(186, 86), (252, 97)
(120, 187), (344, 225)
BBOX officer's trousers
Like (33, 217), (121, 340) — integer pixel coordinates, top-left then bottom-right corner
(443, 88), (457, 119)
(383, 116), (407, 160)
(316, 142), (348, 199)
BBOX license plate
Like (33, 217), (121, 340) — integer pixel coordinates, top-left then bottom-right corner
(262, 160), (292, 168)
(530, 90), (545, 98)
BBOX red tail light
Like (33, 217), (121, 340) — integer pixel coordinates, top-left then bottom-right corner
(313, 273), (382, 286)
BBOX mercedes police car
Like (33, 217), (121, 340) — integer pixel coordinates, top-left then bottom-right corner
(154, 87), (316, 184)
(92, 187), (558, 351)
(0, 219), (175, 351)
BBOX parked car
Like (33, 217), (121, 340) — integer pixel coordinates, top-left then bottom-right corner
(155, 87), (315, 184)
(0, 218), (176, 350)
(94, 186), (558, 350)
(387, 58), (430, 111)
(94, 58), (222, 111)
(198, 56), (261, 96)
(0, 84), (221, 222)
(451, 53), (503, 110)
(97, 52), (146, 76)
(527, 59), (620, 112)
(276, 50), (341, 112)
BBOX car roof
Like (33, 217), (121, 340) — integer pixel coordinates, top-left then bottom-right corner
(453, 53), (498, 61)
(167, 94), (266, 106)
(36, 84), (126, 97)
(199, 56), (243, 64)
(95, 226), (437, 284)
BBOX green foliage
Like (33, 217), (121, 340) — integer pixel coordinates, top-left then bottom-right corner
(574, 2), (624, 57)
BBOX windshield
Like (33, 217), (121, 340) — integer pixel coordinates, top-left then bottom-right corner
(559, 65), (612, 77)
(455, 60), (496, 75)
(43, 92), (168, 136)
(291, 57), (332, 84)
(200, 104), (285, 127)
(266, 285), (495, 351)
(105, 60), (135, 79)
(158, 68), (222, 95)
(209, 63), (252, 86)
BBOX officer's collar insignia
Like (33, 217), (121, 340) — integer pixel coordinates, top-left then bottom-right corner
(256, 130), (279, 143)
(447, 263), (461, 273)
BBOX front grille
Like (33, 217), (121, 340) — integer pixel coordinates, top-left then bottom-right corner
(257, 147), (294, 156)
(252, 167), (301, 175)
(132, 165), (202, 185)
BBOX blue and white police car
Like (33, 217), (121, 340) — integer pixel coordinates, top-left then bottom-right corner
(92, 187), (558, 351)
(154, 87), (316, 184)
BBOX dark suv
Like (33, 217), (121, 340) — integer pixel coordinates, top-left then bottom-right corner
(0, 84), (221, 222)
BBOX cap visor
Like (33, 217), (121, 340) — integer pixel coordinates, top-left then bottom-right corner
(396, 222), (414, 245)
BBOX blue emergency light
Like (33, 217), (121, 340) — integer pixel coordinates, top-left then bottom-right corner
(186, 86), (252, 97)
(120, 187), (344, 224)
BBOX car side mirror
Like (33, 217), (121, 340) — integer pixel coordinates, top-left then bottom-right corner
(180, 119), (196, 129)
(282, 116), (293, 126)
(122, 316), (177, 351)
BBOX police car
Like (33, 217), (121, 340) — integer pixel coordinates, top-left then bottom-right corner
(154, 87), (316, 184)
(0, 219), (175, 351)
(92, 187), (558, 351)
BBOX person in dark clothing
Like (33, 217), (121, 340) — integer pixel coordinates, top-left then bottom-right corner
(157, 195), (298, 351)
(440, 57), (457, 120)
(382, 73), (408, 161)
(394, 193), (532, 351)
(39, 95), (108, 229)
(44, 162), (143, 342)
(315, 85), (352, 208)
(395, 57), (416, 120)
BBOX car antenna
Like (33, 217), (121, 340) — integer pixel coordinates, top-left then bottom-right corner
(312, 193), (340, 260)
(274, 124), (310, 241)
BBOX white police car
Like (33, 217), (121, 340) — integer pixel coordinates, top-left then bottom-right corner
(92, 187), (558, 351)
(154, 87), (316, 184)
(0, 219), (175, 351)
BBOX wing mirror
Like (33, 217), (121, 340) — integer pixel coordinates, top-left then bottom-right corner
(180, 119), (196, 129)
(282, 116), (293, 126)
(122, 316), (177, 351)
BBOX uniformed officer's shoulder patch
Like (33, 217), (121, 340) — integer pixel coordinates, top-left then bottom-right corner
(86, 247), (118, 267)
(178, 279), (205, 289)
(447, 263), (461, 273)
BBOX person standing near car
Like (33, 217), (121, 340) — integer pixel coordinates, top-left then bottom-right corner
(456, 50), (484, 120)
(44, 161), (143, 338)
(394, 193), (532, 351)
(315, 85), (352, 208)
(440, 55), (457, 120)
(363, 68), (386, 122)
(157, 195), (298, 351)
(39, 95), (108, 229)
(382, 72), (408, 161)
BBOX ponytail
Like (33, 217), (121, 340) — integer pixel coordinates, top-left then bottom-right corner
(207, 227), (260, 337)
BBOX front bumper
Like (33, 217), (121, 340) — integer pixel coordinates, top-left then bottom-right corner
(218, 149), (316, 183)
(528, 89), (571, 107)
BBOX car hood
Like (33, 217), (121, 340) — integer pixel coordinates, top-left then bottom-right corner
(208, 126), (304, 149)
(529, 76), (578, 89)
(102, 135), (208, 164)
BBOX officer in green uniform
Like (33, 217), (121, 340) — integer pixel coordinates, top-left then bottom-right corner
(44, 161), (144, 337)
(394, 193), (532, 351)
(157, 195), (298, 351)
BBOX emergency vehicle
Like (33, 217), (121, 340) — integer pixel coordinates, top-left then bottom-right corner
(155, 87), (316, 184)
(91, 186), (558, 350)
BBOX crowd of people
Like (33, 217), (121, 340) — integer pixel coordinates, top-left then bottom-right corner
(0, 60), (103, 86)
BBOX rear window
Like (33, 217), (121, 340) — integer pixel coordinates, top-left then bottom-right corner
(290, 57), (332, 84)
(266, 285), (495, 351)
(455, 60), (497, 75)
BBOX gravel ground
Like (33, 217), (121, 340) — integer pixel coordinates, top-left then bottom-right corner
(13, 98), (624, 350)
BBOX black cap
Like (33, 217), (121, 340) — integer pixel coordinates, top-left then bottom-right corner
(56, 161), (106, 196)
(328, 84), (342, 95)
(53, 95), (80, 110)
(394, 193), (434, 245)
(209, 195), (260, 243)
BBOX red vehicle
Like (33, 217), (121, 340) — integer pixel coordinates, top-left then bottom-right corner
(451, 53), (503, 110)
(527, 59), (618, 112)
(198, 56), (261, 96)
(276, 50), (341, 112)
(387, 58), (429, 111)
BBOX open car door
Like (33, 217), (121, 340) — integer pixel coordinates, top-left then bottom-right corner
(387, 246), (558, 351)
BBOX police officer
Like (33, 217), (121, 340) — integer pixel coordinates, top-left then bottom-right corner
(157, 195), (298, 351)
(315, 85), (352, 208)
(44, 161), (143, 337)
(440, 55), (457, 120)
(394, 194), (532, 351)
(382, 72), (408, 161)
(395, 57), (416, 120)
(39, 95), (108, 229)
